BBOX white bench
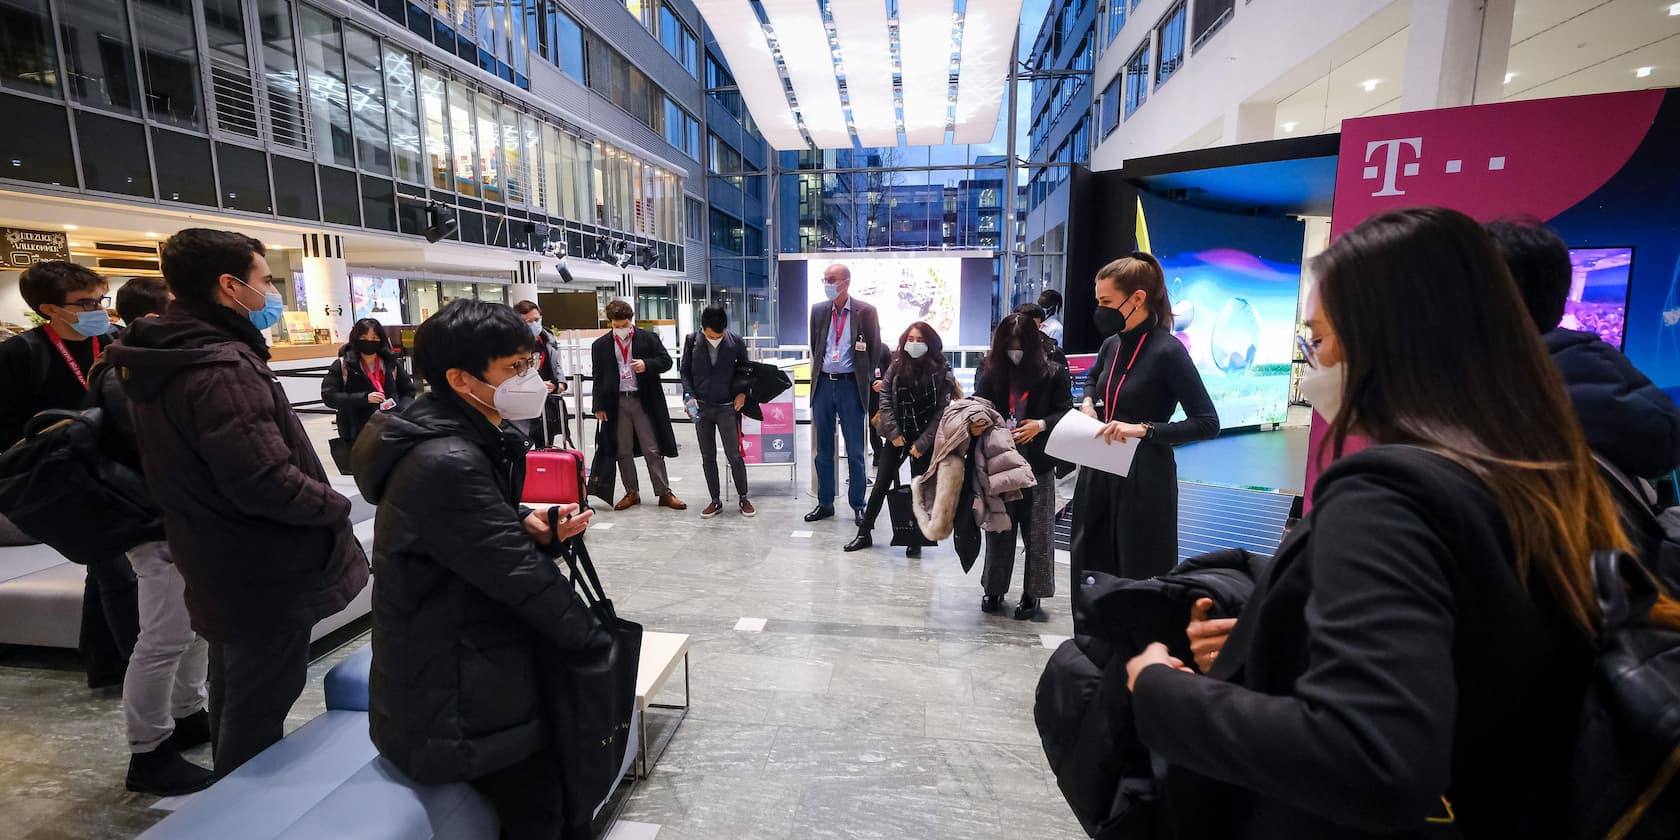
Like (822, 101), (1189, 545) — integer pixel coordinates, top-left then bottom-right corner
(633, 631), (690, 778)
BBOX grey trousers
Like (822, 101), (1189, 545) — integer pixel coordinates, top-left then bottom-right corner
(696, 403), (748, 502)
(616, 394), (671, 496)
(981, 469), (1057, 599)
(123, 541), (208, 753)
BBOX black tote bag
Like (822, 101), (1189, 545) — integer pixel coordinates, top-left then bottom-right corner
(887, 483), (937, 548)
(540, 511), (642, 834)
(585, 427), (617, 505)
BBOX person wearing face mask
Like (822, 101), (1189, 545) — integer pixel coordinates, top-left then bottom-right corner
(846, 321), (958, 555)
(807, 263), (886, 525)
(513, 300), (570, 447)
(680, 305), (754, 519)
(351, 299), (606, 839)
(321, 318), (418, 474)
(1037, 289), (1066, 344)
(1070, 252), (1217, 631)
(974, 314), (1073, 619)
(0, 260), (140, 691)
(109, 229), (367, 776)
(591, 299), (685, 511)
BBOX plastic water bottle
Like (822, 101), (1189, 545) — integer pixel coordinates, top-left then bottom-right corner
(685, 397), (700, 421)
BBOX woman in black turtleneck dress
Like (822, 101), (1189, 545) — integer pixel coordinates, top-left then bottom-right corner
(1070, 252), (1217, 629)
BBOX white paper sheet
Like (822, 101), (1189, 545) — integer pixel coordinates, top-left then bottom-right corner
(1044, 408), (1140, 477)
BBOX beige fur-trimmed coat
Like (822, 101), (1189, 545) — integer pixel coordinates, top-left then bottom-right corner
(912, 397), (1038, 539)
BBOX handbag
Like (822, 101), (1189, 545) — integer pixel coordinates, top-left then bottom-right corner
(540, 510), (643, 833)
(328, 436), (353, 475)
(887, 481), (937, 548)
(585, 426), (617, 505)
(525, 409), (587, 507)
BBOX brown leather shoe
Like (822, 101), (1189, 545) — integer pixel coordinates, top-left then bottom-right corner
(658, 493), (687, 510)
(739, 498), (756, 518)
(613, 492), (641, 511)
(701, 501), (723, 519)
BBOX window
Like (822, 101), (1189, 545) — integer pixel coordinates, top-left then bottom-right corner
(685, 196), (703, 240)
(204, 0), (259, 139)
(344, 27), (390, 175)
(708, 133), (742, 174)
(709, 207), (742, 254)
(385, 47), (424, 183)
(501, 105), (523, 203)
(153, 130), (216, 205)
(446, 80), (478, 196)
(217, 141), (272, 212)
(658, 6), (698, 76)
(475, 93), (503, 202)
(259, 0), (307, 149)
(300, 7), (354, 167)
(521, 112), (542, 209)
(548, 3), (585, 82)
(663, 97), (698, 159)
(1156, 2), (1186, 88)
(541, 122), (563, 217)
(77, 111), (151, 197)
(0, 0), (56, 94)
(1123, 42), (1150, 118)
(135, 0), (203, 129)
(1100, 77), (1120, 137)
(59, 0), (140, 115)
(1103, 0), (1126, 52)
(420, 69), (451, 190)
(1191, 0), (1236, 52)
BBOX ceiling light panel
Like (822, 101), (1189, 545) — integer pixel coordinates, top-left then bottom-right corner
(899, 0), (956, 146)
(829, 0), (900, 147)
(693, 0), (807, 149)
(761, 0), (852, 148)
(950, 0), (1021, 144)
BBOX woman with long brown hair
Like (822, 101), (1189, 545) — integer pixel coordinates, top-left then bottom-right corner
(845, 321), (958, 556)
(1123, 207), (1651, 839)
(974, 314), (1072, 619)
(1070, 253), (1217, 627)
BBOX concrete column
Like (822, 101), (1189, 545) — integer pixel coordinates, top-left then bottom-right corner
(1401, 0), (1514, 111)
(1225, 100), (1279, 145)
(676, 279), (695, 340)
(300, 233), (352, 344)
(512, 260), (541, 308)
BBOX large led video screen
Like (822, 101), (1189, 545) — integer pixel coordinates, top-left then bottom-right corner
(1138, 193), (1305, 430)
(806, 256), (963, 349)
(1565, 247), (1633, 348)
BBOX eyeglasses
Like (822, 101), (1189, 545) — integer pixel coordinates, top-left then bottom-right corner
(61, 296), (112, 312)
(1296, 333), (1329, 369)
(504, 353), (542, 377)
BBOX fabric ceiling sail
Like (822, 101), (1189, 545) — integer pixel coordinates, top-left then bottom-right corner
(829, 0), (900, 147)
(951, 0), (1022, 144)
(898, 0), (955, 146)
(694, 0), (808, 149)
(760, 0), (851, 148)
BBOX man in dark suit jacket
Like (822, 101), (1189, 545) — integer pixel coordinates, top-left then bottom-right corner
(592, 299), (685, 511)
(806, 263), (885, 524)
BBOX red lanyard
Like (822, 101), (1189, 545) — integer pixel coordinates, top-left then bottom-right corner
(1011, 388), (1030, 419)
(47, 328), (97, 390)
(365, 360), (386, 394)
(614, 333), (633, 365)
(1102, 332), (1149, 422)
(831, 305), (849, 347)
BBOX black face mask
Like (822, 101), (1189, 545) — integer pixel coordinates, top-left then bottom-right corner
(1092, 302), (1138, 338)
(354, 339), (386, 357)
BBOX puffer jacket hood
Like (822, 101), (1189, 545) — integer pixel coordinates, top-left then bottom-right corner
(351, 393), (507, 505)
(1544, 327), (1680, 478)
(106, 312), (252, 402)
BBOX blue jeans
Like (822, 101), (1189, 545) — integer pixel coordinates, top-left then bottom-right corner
(812, 376), (867, 511)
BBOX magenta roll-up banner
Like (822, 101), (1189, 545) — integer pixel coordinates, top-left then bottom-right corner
(1306, 88), (1680, 507)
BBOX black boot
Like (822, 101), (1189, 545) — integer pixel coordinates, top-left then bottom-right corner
(165, 709), (211, 751)
(981, 594), (1005, 614)
(843, 532), (872, 552)
(1014, 596), (1046, 622)
(126, 746), (215, 796)
(905, 544), (921, 559)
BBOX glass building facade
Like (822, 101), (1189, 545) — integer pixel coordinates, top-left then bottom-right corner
(0, 0), (692, 273)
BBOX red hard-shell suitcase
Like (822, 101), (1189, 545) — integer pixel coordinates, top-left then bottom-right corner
(524, 406), (588, 507)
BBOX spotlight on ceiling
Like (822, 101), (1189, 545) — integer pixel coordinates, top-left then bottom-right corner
(1360, 78), (1380, 93)
(556, 256), (575, 284)
(423, 202), (457, 244)
(1635, 66), (1653, 78)
(636, 244), (657, 271)
(593, 237), (615, 262)
(615, 244), (635, 270)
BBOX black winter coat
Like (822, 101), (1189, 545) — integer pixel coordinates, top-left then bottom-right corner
(590, 328), (677, 459)
(1545, 328), (1680, 479)
(321, 350), (418, 446)
(974, 358), (1074, 475)
(1131, 446), (1594, 840)
(108, 304), (367, 641)
(352, 394), (605, 784)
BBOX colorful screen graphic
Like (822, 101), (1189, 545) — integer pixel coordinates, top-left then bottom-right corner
(1139, 194), (1304, 430)
(806, 256), (963, 348)
(1565, 248), (1633, 348)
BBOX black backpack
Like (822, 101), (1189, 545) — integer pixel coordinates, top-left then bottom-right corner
(1567, 550), (1680, 839)
(1595, 454), (1680, 593)
(0, 408), (162, 561)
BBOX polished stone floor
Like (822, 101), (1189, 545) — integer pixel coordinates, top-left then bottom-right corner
(0, 419), (1088, 839)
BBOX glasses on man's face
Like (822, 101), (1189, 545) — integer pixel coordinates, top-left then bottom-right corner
(62, 296), (112, 313)
(504, 353), (542, 377)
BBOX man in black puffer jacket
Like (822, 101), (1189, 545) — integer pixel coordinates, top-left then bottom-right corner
(352, 300), (605, 840)
(1488, 219), (1680, 479)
